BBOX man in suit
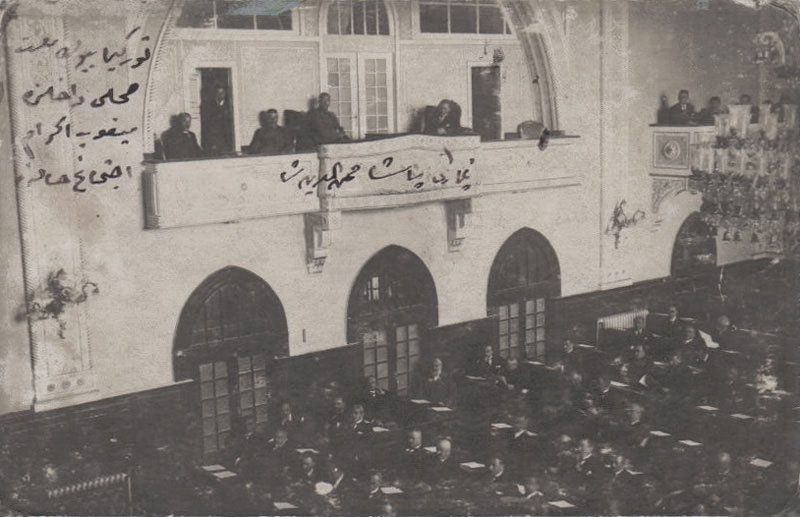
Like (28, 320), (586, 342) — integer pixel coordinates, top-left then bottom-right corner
(667, 89), (696, 124)
(425, 438), (459, 486)
(497, 356), (531, 393)
(628, 315), (653, 344)
(710, 315), (737, 348)
(248, 109), (294, 155)
(357, 375), (391, 422)
(471, 345), (504, 378)
(699, 96), (728, 124)
(276, 401), (306, 441)
(398, 428), (426, 480)
(485, 456), (515, 497)
(677, 325), (709, 367)
(201, 85), (234, 155)
(161, 113), (203, 160)
(296, 453), (324, 486)
(419, 357), (454, 406)
(308, 92), (349, 145)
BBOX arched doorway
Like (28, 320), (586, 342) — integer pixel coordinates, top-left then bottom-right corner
(347, 246), (438, 397)
(671, 212), (717, 277)
(174, 266), (289, 457)
(487, 229), (560, 361)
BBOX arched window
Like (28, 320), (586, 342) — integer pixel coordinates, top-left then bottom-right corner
(347, 247), (437, 396)
(327, 0), (390, 35)
(174, 267), (288, 457)
(671, 212), (717, 277)
(487, 229), (560, 360)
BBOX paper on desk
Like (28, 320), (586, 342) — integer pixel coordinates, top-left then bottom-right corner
(698, 329), (720, 349)
(721, 349), (741, 355)
(430, 406), (453, 412)
(653, 361), (668, 367)
(750, 458), (774, 468)
(697, 405), (719, 411)
(610, 380), (629, 388)
(730, 413), (753, 420)
(410, 399), (431, 404)
(372, 426), (390, 432)
(650, 430), (672, 437)
(424, 446), (437, 453)
(549, 500), (576, 509)
(465, 375), (487, 381)
(577, 343), (595, 349)
(213, 471), (237, 479)
(460, 462), (485, 469)
(296, 448), (319, 454)
(491, 422), (513, 429)
(202, 464), (225, 472)
(679, 440), (702, 447)
(380, 486), (403, 495)
(273, 502), (298, 510)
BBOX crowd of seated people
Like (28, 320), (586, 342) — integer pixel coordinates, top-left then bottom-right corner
(181, 302), (796, 516)
(657, 89), (768, 126)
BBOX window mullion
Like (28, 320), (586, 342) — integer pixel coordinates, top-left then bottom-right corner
(213, 0), (219, 29)
(350, 0), (355, 35)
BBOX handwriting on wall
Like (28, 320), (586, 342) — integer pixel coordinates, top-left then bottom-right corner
(280, 155), (475, 196)
(16, 23), (150, 193)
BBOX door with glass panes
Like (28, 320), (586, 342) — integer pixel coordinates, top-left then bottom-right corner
(361, 323), (421, 397)
(325, 53), (394, 140)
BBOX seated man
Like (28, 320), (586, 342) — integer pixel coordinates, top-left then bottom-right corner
(248, 109), (294, 155)
(676, 325), (708, 367)
(418, 357), (455, 406)
(709, 315), (737, 348)
(497, 355), (531, 392)
(398, 428), (426, 480)
(307, 92), (349, 145)
(470, 345), (504, 378)
(667, 89), (696, 124)
(698, 96), (728, 124)
(485, 456), (514, 497)
(161, 113), (203, 160)
(356, 375), (391, 422)
(627, 315), (653, 344)
(421, 99), (468, 136)
(425, 437), (459, 486)
(738, 93), (759, 123)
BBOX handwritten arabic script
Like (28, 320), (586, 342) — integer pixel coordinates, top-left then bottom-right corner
(17, 22), (151, 194)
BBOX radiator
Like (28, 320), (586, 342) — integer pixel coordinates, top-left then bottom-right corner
(596, 309), (649, 343)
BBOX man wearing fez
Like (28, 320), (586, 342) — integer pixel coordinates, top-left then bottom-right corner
(667, 89), (696, 124)
(308, 92), (349, 145)
(161, 113), (203, 160)
(248, 109), (294, 155)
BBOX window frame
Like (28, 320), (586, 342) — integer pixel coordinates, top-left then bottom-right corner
(173, 0), (303, 39)
(413, 0), (516, 39)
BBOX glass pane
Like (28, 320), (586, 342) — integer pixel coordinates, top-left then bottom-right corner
(256, 11), (292, 30)
(409, 355), (420, 373)
(216, 395), (230, 414)
(536, 298), (545, 312)
(364, 348), (375, 365)
(328, 58), (339, 73)
(479, 5), (504, 34)
(396, 326), (407, 341)
(215, 379), (229, 396)
(526, 329), (535, 344)
(537, 313), (545, 327)
(409, 338), (420, 356)
(338, 1), (353, 34)
(200, 363), (213, 381)
(240, 392), (253, 409)
(499, 320), (509, 335)
(397, 373), (408, 390)
(238, 356), (252, 373)
(420, 3), (448, 32)
(328, 73), (340, 87)
(366, 74), (376, 87)
(201, 382), (215, 401)
(397, 340), (408, 358)
(217, 413), (231, 432)
(377, 116), (388, 129)
(341, 72), (351, 87)
(239, 374), (253, 391)
(525, 314), (535, 329)
(499, 335), (508, 348)
(202, 399), (216, 417)
(353, 0), (365, 34)
(397, 360), (407, 374)
(537, 328), (545, 341)
(379, 378), (389, 390)
(254, 370), (267, 388)
(537, 342), (546, 359)
(509, 332), (518, 347)
(450, 4), (477, 33)
(408, 324), (418, 339)
(377, 102), (388, 115)
(214, 361), (227, 378)
(176, 0), (215, 28)
(367, 100), (377, 115)
(327, 2), (341, 33)
(216, 0), (255, 29)
(377, 362), (389, 380)
(366, 59), (376, 73)
(377, 59), (387, 73)
(367, 118), (378, 131)
(525, 299), (535, 314)
(365, 0), (377, 34)
(341, 59), (350, 71)
(378, 0), (389, 34)
(252, 354), (266, 370)
(498, 305), (508, 318)
(256, 405), (268, 423)
(377, 346), (388, 363)
(254, 388), (267, 405)
(509, 303), (519, 317)
(203, 418), (217, 436)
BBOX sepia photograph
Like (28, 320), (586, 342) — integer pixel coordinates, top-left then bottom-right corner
(0, 0), (799, 515)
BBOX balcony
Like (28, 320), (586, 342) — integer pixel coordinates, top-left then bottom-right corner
(142, 134), (582, 229)
(142, 153), (320, 229)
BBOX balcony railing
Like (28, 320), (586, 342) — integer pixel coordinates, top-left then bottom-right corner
(143, 134), (581, 229)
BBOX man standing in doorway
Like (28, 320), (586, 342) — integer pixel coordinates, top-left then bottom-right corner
(308, 92), (349, 145)
(201, 85), (234, 155)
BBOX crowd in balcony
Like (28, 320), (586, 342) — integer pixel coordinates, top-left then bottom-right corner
(157, 92), (551, 161)
(657, 88), (787, 126)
